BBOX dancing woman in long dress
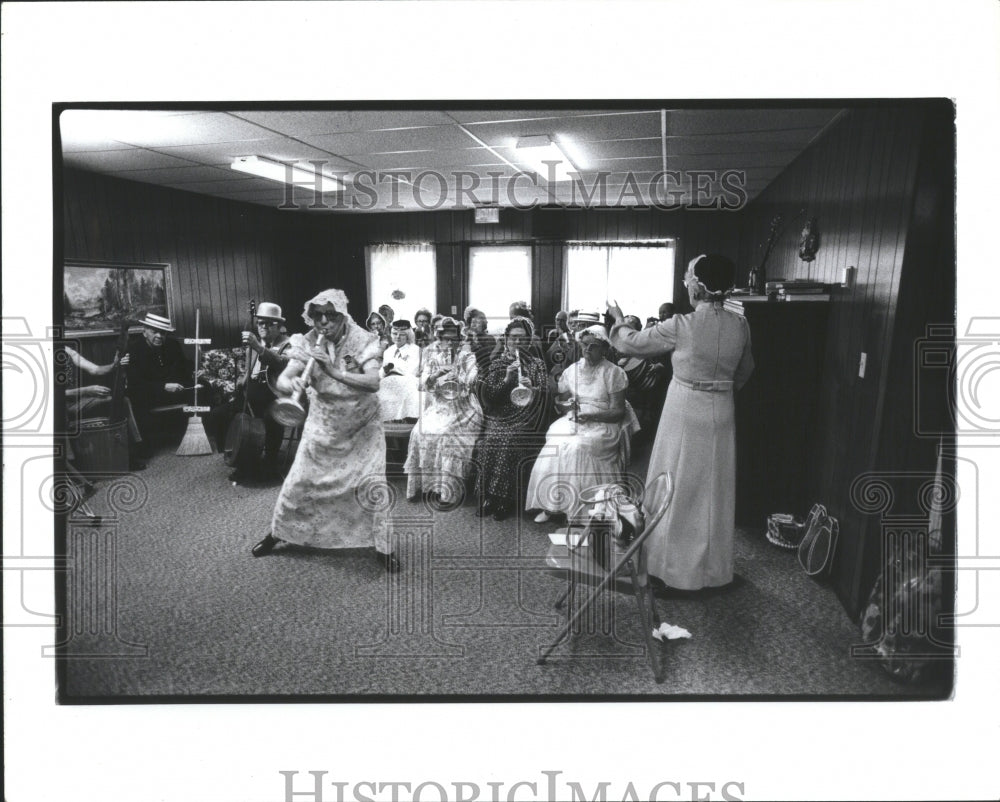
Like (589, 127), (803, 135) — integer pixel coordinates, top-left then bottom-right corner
(608, 255), (754, 590)
(251, 288), (399, 573)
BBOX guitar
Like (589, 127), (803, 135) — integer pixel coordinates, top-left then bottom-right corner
(108, 317), (132, 423)
(224, 299), (266, 470)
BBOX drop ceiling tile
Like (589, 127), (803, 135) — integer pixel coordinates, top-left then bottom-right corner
(61, 137), (137, 153)
(356, 149), (508, 171)
(101, 111), (277, 148)
(231, 110), (455, 135)
(149, 138), (357, 170)
(301, 125), (474, 156)
(63, 149), (197, 172)
(574, 154), (663, 169)
(467, 112), (661, 147)
(59, 110), (180, 151)
(446, 109), (624, 124)
(569, 138), (662, 160)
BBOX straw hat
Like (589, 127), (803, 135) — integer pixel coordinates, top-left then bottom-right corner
(255, 302), (285, 322)
(139, 312), (175, 332)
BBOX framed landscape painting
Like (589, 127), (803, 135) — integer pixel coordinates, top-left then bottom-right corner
(63, 260), (173, 336)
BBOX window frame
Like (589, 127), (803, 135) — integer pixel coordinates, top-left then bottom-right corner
(562, 241), (676, 319)
(467, 244), (534, 333)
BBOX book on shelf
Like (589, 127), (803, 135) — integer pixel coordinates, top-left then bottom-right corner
(778, 286), (826, 295)
(778, 293), (830, 302)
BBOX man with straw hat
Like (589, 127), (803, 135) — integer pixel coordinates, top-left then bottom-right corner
(204, 301), (291, 481)
(126, 312), (191, 458)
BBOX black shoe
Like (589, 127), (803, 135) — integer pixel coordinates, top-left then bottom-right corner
(476, 498), (495, 518)
(129, 457), (147, 472)
(491, 504), (510, 522)
(380, 552), (401, 573)
(252, 533), (279, 557)
(229, 469), (249, 483)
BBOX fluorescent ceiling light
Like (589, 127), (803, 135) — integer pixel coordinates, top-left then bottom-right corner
(232, 155), (344, 193)
(515, 135), (577, 183)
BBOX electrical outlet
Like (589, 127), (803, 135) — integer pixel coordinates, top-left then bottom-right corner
(858, 352), (867, 378)
(451, 305), (457, 315)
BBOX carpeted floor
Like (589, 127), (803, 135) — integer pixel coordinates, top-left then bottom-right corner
(57, 438), (950, 700)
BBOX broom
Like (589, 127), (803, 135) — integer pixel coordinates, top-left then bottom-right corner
(176, 308), (214, 456)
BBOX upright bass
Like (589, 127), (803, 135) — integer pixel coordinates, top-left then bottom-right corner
(224, 300), (266, 469)
(108, 317), (132, 423)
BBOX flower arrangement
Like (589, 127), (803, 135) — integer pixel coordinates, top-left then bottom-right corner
(199, 348), (247, 403)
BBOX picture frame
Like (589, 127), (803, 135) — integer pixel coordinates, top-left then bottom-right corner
(63, 259), (173, 337)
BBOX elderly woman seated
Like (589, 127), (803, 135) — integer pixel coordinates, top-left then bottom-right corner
(525, 324), (640, 523)
(365, 310), (391, 354)
(474, 316), (550, 521)
(378, 319), (422, 422)
(404, 317), (483, 505)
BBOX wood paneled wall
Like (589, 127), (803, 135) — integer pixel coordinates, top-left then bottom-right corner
(61, 168), (314, 363)
(61, 172), (741, 367)
(735, 102), (955, 613)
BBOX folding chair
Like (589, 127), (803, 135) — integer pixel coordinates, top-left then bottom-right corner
(538, 472), (674, 683)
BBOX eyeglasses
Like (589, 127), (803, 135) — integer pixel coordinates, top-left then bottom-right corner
(257, 320), (280, 327)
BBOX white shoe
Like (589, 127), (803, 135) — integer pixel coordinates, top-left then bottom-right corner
(534, 511), (552, 524)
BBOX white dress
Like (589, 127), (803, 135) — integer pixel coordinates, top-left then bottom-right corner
(525, 359), (640, 519)
(377, 342), (422, 420)
(404, 347), (483, 503)
(611, 303), (754, 590)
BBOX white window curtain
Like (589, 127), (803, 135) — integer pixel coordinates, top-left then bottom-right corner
(563, 243), (675, 321)
(366, 243), (436, 323)
(468, 245), (532, 333)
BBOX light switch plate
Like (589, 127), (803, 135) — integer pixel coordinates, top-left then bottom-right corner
(858, 352), (867, 378)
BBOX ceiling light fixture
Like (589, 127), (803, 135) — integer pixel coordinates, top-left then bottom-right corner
(515, 135), (577, 182)
(231, 155), (344, 193)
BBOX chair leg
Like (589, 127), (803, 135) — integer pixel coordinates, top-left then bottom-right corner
(628, 556), (667, 683)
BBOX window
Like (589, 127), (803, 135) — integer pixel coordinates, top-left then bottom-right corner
(468, 245), (532, 333)
(366, 244), (436, 324)
(563, 243), (675, 321)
